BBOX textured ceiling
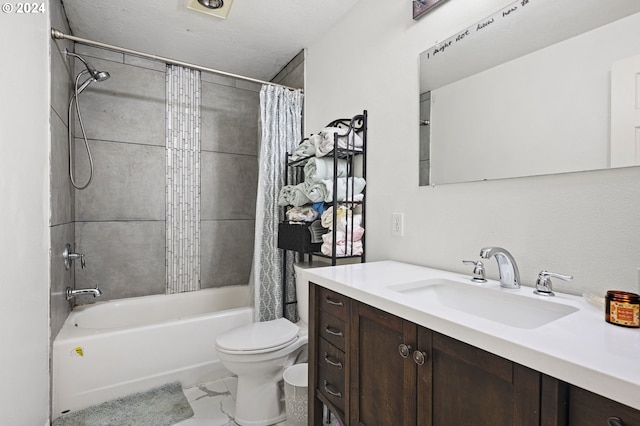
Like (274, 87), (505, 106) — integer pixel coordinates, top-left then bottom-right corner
(61, 0), (360, 81)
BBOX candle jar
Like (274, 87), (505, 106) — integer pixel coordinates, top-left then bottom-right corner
(605, 290), (640, 328)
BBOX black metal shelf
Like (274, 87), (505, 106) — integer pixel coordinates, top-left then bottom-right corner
(279, 110), (367, 319)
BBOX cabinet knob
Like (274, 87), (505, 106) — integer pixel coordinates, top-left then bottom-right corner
(398, 343), (412, 358)
(608, 417), (624, 426)
(413, 350), (428, 365)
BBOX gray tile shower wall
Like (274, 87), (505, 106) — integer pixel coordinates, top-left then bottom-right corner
(50, 0), (75, 340)
(200, 79), (260, 290)
(72, 45), (260, 302)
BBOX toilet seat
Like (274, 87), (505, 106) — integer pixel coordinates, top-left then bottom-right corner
(216, 318), (300, 355)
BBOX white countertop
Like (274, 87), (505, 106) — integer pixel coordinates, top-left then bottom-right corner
(303, 260), (640, 410)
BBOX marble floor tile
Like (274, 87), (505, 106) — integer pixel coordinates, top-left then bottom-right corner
(177, 377), (287, 426)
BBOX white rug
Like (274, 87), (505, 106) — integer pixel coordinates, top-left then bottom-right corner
(52, 382), (194, 426)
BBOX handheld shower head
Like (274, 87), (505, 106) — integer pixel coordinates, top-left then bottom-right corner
(65, 49), (111, 88)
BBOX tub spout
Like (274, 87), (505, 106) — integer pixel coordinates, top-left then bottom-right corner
(66, 286), (102, 301)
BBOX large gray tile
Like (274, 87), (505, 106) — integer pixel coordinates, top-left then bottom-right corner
(124, 54), (167, 73)
(201, 152), (258, 220)
(75, 140), (165, 221)
(50, 112), (74, 226)
(271, 51), (304, 89)
(50, 222), (75, 341)
(201, 72), (236, 87)
(75, 221), (166, 302)
(50, 40), (73, 125)
(200, 220), (254, 288)
(75, 44), (125, 64)
(201, 82), (260, 155)
(73, 57), (165, 146)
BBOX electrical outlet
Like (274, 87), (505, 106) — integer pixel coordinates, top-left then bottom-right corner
(392, 213), (404, 237)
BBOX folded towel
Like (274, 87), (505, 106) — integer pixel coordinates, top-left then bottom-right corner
(313, 127), (364, 157)
(306, 182), (329, 203)
(321, 177), (366, 202)
(277, 182), (311, 207)
(321, 240), (364, 257)
(289, 139), (316, 161)
(321, 206), (352, 229)
(285, 206), (319, 222)
(321, 227), (365, 244)
(304, 157), (348, 183)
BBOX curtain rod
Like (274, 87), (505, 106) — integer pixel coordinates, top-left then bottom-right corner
(51, 28), (302, 92)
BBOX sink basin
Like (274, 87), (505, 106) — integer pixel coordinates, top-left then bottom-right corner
(390, 278), (578, 329)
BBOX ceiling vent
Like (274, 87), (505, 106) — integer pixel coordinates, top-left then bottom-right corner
(187, 0), (234, 19)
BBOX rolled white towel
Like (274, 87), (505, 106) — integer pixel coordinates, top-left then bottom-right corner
(320, 206), (351, 229)
(313, 127), (363, 157)
(277, 183), (311, 207)
(321, 177), (366, 202)
(304, 157), (348, 183)
(306, 182), (328, 203)
(289, 139), (316, 161)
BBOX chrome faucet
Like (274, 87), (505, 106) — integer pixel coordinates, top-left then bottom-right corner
(66, 286), (102, 301)
(479, 247), (520, 289)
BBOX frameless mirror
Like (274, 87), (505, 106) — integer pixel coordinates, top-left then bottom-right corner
(419, 0), (640, 186)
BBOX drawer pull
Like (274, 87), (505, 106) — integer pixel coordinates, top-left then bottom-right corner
(325, 325), (344, 337)
(325, 296), (344, 307)
(323, 380), (343, 399)
(608, 417), (624, 426)
(323, 353), (343, 369)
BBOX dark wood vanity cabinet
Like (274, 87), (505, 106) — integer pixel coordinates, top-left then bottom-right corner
(564, 385), (640, 426)
(349, 301), (540, 426)
(309, 283), (640, 426)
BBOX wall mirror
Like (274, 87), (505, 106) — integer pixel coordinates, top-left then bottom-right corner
(419, 0), (640, 186)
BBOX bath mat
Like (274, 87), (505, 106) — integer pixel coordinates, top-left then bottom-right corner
(52, 381), (194, 426)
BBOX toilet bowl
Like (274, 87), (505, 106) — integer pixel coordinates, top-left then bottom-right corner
(215, 264), (311, 426)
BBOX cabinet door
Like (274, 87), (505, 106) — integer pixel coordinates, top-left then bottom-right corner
(418, 331), (540, 426)
(350, 302), (417, 426)
(567, 385), (640, 426)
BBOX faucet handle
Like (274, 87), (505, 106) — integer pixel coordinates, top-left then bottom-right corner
(463, 260), (487, 283)
(534, 270), (573, 296)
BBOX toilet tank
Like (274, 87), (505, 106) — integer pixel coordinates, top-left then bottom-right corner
(293, 264), (310, 325)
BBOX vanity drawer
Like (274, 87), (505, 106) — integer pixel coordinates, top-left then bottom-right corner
(318, 363), (346, 415)
(319, 309), (346, 351)
(318, 337), (346, 377)
(317, 286), (348, 321)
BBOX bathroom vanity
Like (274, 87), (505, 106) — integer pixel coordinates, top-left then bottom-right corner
(307, 261), (640, 425)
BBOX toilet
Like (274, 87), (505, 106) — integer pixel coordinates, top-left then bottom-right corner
(215, 264), (311, 426)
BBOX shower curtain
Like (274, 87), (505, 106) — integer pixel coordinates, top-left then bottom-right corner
(253, 85), (303, 322)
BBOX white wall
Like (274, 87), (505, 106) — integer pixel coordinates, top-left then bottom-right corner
(305, 0), (640, 297)
(0, 4), (51, 425)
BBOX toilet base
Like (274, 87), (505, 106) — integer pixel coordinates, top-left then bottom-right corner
(234, 374), (286, 426)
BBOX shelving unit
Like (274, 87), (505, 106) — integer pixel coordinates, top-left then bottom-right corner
(277, 111), (367, 317)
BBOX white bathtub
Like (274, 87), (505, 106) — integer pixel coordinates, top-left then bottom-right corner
(52, 286), (253, 419)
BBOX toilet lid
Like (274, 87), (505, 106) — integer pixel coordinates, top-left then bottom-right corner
(216, 318), (300, 353)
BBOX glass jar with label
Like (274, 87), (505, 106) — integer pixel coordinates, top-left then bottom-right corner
(605, 290), (640, 328)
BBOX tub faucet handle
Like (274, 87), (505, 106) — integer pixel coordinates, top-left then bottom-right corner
(63, 243), (86, 269)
